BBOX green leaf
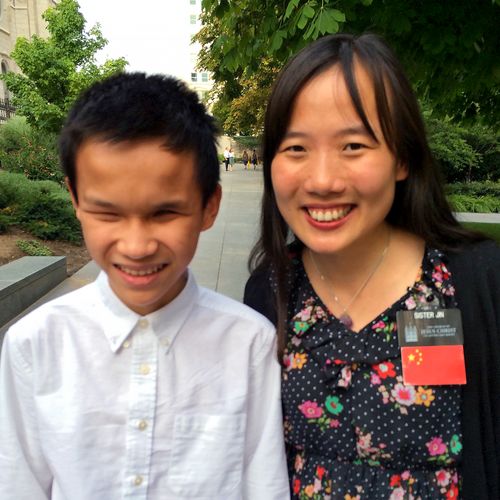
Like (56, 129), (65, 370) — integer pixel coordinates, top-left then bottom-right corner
(271, 31), (284, 51)
(330, 9), (346, 22)
(297, 13), (308, 29)
(303, 4), (315, 18)
(285, 0), (300, 19)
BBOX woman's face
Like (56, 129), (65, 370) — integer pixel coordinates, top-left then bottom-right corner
(271, 62), (408, 256)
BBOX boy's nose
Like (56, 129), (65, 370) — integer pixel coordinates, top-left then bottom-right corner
(117, 223), (159, 259)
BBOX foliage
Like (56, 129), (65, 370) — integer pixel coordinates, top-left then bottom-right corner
(426, 118), (499, 183)
(1, 0), (127, 134)
(0, 117), (62, 183)
(196, 0), (500, 128)
(426, 118), (480, 183)
(0, 171), (82, 242)
(446, 181), (500, 198)
(232, 136), (261, 150)
(16, 239), (54, 256)
(459, 125), (500, 181)
(447, 194), (500, 214)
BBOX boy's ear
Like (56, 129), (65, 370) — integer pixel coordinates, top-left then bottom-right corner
(66, 177), (80, 215)
(201, 184), (222, 231)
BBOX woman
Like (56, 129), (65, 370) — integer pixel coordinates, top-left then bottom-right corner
(244, 33), (499, 498)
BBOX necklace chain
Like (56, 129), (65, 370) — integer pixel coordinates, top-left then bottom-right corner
(309, 231), (390, 328)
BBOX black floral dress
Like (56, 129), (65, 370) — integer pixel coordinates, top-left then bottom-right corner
(282, 247), (462, 499)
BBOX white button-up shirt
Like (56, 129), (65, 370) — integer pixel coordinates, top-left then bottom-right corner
(0, 271), (289, 500)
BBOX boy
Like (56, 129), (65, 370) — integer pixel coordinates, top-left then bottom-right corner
(0, 73), (289, 499)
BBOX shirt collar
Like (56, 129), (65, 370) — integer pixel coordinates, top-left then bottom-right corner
(94, 269), (199, 354)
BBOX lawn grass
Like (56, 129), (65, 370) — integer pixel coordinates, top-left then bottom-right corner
(462, 222), (500, 243)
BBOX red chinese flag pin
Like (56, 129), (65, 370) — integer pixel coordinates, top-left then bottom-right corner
(401, 345), (466, 386)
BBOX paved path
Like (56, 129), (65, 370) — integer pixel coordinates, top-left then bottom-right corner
(191, 165), (263, 300)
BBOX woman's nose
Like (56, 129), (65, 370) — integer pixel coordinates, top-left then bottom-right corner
(303, 152), (346, 195)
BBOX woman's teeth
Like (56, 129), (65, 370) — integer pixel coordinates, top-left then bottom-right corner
(308, 207), (351, 222)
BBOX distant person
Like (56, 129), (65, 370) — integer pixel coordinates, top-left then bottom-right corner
(244, 33), (500, 498)
(223, 146), (230, 171)
(0, 72), (289, 499)
(251, 149), (258, 170)
(229, 147), (235, 171)
(242, 149), (249, 169)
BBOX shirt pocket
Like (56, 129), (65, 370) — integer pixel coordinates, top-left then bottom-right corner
(167, 413), (246, 497)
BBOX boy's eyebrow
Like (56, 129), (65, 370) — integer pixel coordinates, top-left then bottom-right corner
(82, 197), (186, 210)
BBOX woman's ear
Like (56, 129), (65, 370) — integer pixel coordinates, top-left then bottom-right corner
(396, 162), (409, 181)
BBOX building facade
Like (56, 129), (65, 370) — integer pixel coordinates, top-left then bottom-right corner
(187, 0), (213, 106)
(0, 0), (56, 100)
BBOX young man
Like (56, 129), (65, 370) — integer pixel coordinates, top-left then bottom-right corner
(0, 73), (289, 499)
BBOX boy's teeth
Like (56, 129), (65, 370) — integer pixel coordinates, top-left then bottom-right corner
(308, 207), (350, 222)
(118, 264), (164, 276)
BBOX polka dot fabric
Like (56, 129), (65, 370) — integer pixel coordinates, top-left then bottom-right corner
(281, 246), (462, 499)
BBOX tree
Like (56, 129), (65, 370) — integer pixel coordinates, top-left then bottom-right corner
(1, 0), (127, 134)
(196, 0), (500, 131)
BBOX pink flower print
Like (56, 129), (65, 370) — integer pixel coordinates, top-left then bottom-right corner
(373, 320), (386, 330)
(426, 437), (448, 456)
(391, 383), (416, 406)
(389, 487), (405, 500)
(299, 400), (323, 419)
(296, 305), (313, 321)
(294, 453), (304, 472)
(330, 419), (340, 428)
(356, 431), (372, 452)
(405, 296), (417, 310)
(400, 471), (410, 481)
(435, 469), (451, 487)
(371, 373), (382, 385)
(337, 365), (352, 388)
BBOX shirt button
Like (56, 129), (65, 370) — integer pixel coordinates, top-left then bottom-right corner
(138, 419), (148, 431)
(138, 319), (149, 329)
(139, 364), (151, 375)
(161, 337), (170, 347)
(123, 340), (131, 349)
(133, 475), (143, 486)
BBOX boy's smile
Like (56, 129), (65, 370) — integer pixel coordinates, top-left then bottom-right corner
(71, 138), (220, 315)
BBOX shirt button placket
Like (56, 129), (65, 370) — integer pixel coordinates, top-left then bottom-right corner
(123, 318), (157, 499)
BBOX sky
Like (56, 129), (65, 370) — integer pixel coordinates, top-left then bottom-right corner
(78, 0), (195, 80)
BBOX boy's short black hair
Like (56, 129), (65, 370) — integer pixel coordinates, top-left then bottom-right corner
(59, 72), (220, 206)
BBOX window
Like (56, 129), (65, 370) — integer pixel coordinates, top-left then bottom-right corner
(201, 72), (208, 82)
(191, 72), (198, 82)
(190, 14), (197, 24)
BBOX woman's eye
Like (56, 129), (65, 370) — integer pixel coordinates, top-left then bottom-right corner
(284, 145), (305, 153)
(344, 143), (365, 152)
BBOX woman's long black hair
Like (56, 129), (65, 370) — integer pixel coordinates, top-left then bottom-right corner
(248, 33), (484, 357)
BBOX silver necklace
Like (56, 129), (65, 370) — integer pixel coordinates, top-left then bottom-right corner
(308, 232), (390, 329)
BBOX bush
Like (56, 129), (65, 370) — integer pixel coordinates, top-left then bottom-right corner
(427, 118), (481, 183)
(0, 171), (82, 242)
(426, 117), (499, 183)
(445, 181), (500, 198)
(16, 239), (53, 256)
(0, 117), (63, 184)
(459, 125), (500, 181)
(447, 194), (500, 213)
